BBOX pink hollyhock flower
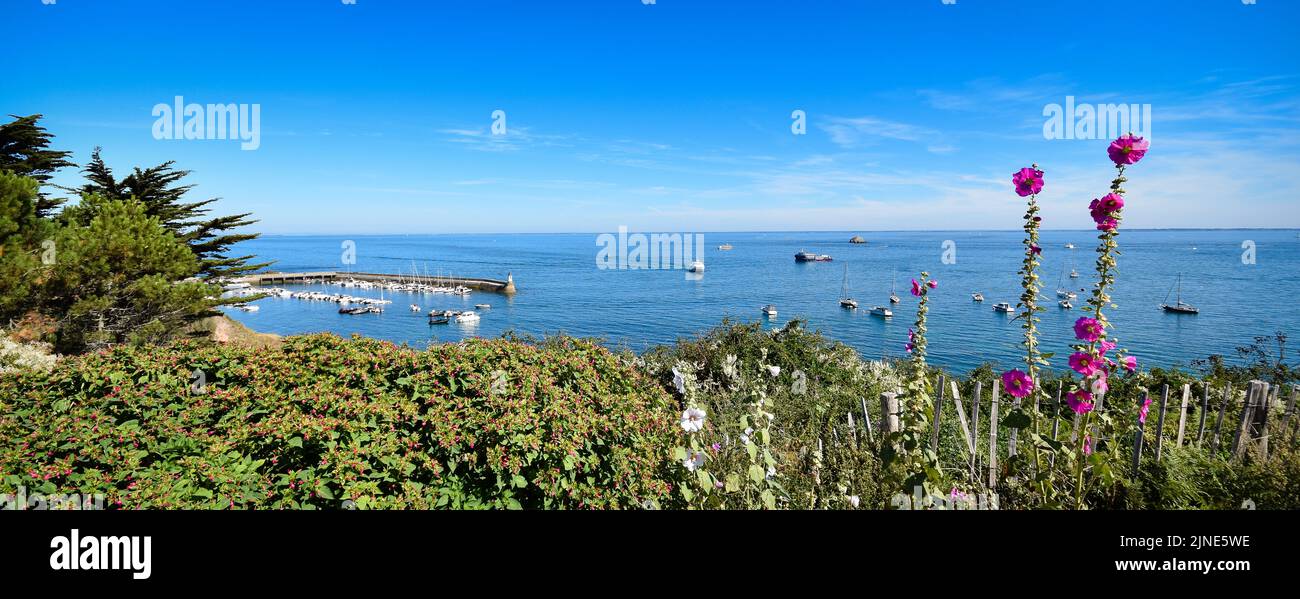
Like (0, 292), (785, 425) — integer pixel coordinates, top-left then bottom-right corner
(1096, 217), (1118, 232)
(1139, 395), (1152, 424)
(1069, 352), (1101, 376)
(1089, 371), (1109, 396)
(1122, 355), (1138, 372)
(905, 330), (915, 353)
(1108, 134), (1150, 166)
(1099, 192), (1125, 213)
(927, 279), (938, 289)
(1099, 340), (1117, 355)
(1030, 244), (1042, 255)
(1089, 198), (1105, 220)
(1073, 317), (1104, 342)
(910, 279), (922, 297)
(1012, 167), (1045, 197)
(1001, 369), (1034, 399)
(1066, 389), (1095, 414)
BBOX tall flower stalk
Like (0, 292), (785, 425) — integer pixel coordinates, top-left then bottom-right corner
(886, 272), (942, 494)
(1067, 134), (1148, 508)
(1003, 166), (1049, 493)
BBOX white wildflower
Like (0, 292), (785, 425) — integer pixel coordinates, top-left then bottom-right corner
(680, 407), (706, 433)
(767, 365), (780, 377)
(682, 450), (706, 472)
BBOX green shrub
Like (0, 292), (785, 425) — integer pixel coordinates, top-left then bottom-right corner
(0, 334), (681, 509)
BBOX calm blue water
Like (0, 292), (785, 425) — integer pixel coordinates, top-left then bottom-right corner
(224, 230), (1300, 373)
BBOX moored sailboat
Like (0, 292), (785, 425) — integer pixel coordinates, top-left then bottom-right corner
(1161, 273), (1199, 314)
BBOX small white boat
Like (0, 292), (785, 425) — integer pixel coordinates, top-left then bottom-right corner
(762, 304), (778, 317)
(234, 303), (259, 312)
(1070, 269), (1080, 279)
(455, 311), (480, 323)
(971, 292), (984, 302)
(889, 269), (901, 304)
(1059, 300), (1073, 309)
(717, 243), (733, 250)
(474, 303), (490, 309)
(993, 302), (1013, 313)
(409, 304), (421, 312)
(1064, 243), (1075, 249)
(870, 306), (892, 318)
(688, 260), (705, 273)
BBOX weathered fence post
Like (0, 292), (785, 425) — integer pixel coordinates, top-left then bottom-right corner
(1132, 393), (1148, 475)
(1232, 382), (1260, 460)
(930, 375), (946, 455)
(1196, 383), (1211, 445)
(1049, 382), (1063, 469)
(859, 397), (874, 443)
(1155, 384), (1170, 461)
(950, 380), (974, 455)
(1176, 384), (1191, 447)
(987, 378), (1001, 488)
(1259, 384), (1278, 459)
(880, 392), (900, 434)
(1211, 386), (1231, 452)
(1282, 385), (1299, 444)
(1008, 382), (1021, 459)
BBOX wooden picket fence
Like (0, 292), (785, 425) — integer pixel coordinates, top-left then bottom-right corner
(823, 377), (1300, 487)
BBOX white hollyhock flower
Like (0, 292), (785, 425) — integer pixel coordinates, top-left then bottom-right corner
(680, 407), (706, 433)
(682, 450), (706, 471)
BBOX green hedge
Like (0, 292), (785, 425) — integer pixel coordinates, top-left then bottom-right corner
(0, 334), (682, 509)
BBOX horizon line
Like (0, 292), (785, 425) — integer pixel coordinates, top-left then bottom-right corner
(248, 227), (1300, 237)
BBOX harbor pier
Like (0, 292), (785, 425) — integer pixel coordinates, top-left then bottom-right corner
(235, 271), (517, 295)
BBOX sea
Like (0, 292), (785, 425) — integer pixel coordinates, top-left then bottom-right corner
(223, 230), (1300, 374)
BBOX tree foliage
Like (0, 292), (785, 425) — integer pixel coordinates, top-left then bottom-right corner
(70, 148), (269, 278)
(0, 114), (74, 217)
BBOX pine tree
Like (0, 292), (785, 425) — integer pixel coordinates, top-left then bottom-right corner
(72, 148), (270, 279)
(46, 195), (217, 352)
(0, 115), (74, 217)
(0, 172), (54, 323)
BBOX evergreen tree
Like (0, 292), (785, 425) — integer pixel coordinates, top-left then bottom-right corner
(72, 148), (269, 278)
(45, 195), (217, 352)
(0, 115), (74, 217)
(0, 172), (55, 323)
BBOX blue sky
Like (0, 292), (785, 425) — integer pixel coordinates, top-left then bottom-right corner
(5, 0), (1299, 234)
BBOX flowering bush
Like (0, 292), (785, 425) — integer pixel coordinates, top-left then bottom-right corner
(0, 334), (681, 509)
